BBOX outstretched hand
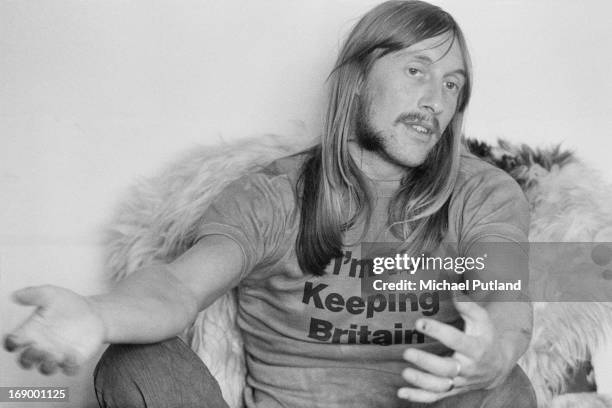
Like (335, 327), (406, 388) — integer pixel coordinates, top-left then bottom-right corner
(398, 294), (514, 403)
(3, 285), (106, 376)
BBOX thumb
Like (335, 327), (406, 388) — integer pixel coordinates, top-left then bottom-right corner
(452, 292), (488, 325)
(12, 285), (55, 307)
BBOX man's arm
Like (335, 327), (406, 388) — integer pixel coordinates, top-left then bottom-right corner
(4, 235), (243, 375)
(93, 235), (244, 343)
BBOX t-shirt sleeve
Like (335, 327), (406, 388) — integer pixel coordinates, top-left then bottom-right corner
(195, 172), (295, 279)
(451, 167), (530, 300)
(453, 168), (530, 254)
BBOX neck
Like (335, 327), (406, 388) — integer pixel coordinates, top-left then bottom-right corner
(348, 141), (405, 181)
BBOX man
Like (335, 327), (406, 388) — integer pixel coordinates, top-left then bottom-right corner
(4, 1), (535, 407)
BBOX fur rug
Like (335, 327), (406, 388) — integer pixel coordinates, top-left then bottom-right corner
(104, 134), (612, 408)
(466, 139), (612, 407)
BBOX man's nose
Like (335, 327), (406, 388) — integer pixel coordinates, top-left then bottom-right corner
(417, 81), (443, 115)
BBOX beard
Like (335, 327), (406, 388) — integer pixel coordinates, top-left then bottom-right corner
(354, 96), (385, 153)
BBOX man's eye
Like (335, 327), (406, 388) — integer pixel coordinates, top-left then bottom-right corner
(406, 67), (421, 76)
(444, 81), (459, 91)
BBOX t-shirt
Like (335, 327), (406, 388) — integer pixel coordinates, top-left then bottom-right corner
(197, 148), (530, 408)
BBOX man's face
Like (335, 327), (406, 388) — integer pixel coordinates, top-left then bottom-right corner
(357, 33), (467, 169)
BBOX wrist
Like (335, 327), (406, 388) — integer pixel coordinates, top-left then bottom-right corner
(486, 302), (533, 368)
(86, 295), (111, 343)
(498, 336), (520, 370)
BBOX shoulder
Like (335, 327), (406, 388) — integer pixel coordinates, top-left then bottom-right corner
(455, 149), (518, 189)
(233, 149), (309, 202)
(198, 150), (310, 274)
(452, 148), (526, 205)
(449, 147), (530, 241)
(212, 149), (313, 222)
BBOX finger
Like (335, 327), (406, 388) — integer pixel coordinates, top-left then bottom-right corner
(452, 293), (489, 325)
(18, 347), (47, 369)
(58, 354), (80, 376)
(18, 346), (60, 371)
(12, 286), (53, 308)
(416, 318), (476, 356)
(403, 348), (463, 378)
(397, 386), (457, 403)
(39, 360), (60, 376)
(6, 318), (42, 351)
(402, 367), (455, 393)
(4, 334), (25, 352)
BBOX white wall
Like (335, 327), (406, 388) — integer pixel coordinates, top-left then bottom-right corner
(1, 1), (611, 406)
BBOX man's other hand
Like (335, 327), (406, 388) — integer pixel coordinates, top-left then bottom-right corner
(398, 294), (514, 403)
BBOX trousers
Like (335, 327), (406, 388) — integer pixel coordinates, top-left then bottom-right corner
(93, 337), (536, 408)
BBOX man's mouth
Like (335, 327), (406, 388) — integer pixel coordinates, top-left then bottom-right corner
(395, 113), (438, 139)
(401, 121), (435, 141)
(409, 124), (431, 135)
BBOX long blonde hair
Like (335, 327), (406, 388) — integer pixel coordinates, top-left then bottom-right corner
(296, 0), (472, 275)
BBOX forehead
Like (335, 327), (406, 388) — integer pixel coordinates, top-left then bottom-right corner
(390, 33), (466, 73)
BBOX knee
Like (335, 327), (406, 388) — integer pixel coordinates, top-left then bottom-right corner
(94, 342), (151, 407)
(93, 337), (228, 408)
(94, 339), (187, 407)
(94, 337), (191, 407)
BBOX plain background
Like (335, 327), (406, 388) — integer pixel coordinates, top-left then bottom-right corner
(1, 1), (611, 406)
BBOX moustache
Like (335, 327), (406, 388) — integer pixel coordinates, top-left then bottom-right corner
(395, 112), (440, 134)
